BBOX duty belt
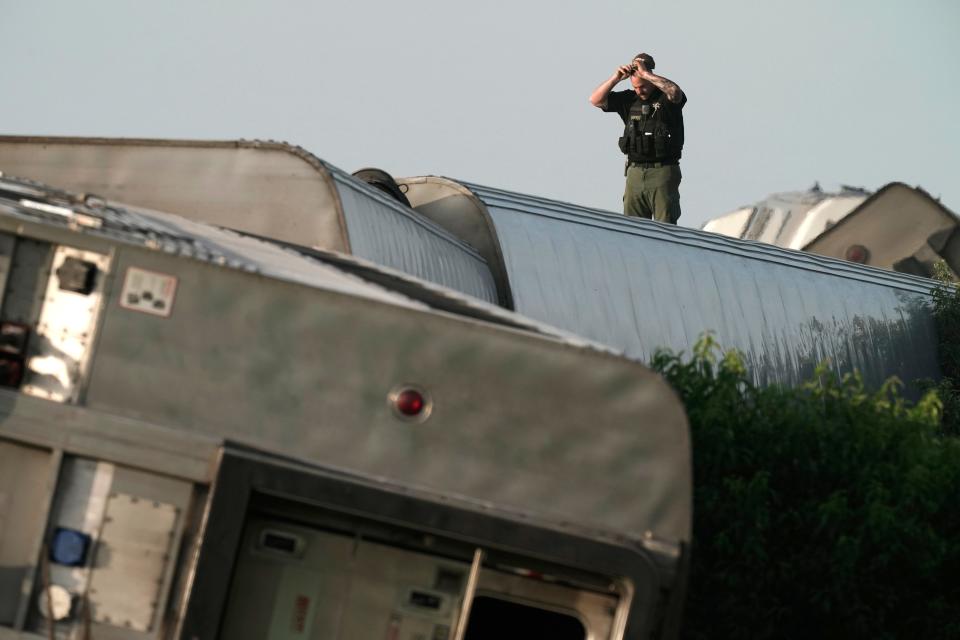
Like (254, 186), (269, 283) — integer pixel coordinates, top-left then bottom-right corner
(627, 160), (679, 168)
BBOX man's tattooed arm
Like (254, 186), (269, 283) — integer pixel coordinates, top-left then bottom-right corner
(642, 72), (685, 104)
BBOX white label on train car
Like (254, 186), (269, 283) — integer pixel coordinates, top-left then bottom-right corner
(120, 267), (178, 317)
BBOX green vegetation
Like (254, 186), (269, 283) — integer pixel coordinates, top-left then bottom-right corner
(651, 334), (960, 639)
(929, 261), (960, 437)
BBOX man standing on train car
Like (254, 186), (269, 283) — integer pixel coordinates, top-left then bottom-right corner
(589, 53), (686, 224)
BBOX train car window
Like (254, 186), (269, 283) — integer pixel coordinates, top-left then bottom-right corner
(463, 595), (586, 640)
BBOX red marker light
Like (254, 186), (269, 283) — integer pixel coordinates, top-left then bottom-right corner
(389, 386), (432, 422)
(395, 389), (424, 416)
(845, 244), (869, 264)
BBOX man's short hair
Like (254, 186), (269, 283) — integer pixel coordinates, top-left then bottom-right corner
(633, 53), (655, 70)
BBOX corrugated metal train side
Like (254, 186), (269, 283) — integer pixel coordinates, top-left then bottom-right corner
(401, 177), (941, 392)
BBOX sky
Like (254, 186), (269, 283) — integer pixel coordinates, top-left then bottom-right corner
(1, 0), (958, 229)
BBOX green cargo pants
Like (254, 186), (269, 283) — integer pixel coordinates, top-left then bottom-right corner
(623, 163), (682, 224)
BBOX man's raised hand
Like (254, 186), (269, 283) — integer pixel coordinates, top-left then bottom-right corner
(631, 57), (650, 77)
(615, 64), (635, 82)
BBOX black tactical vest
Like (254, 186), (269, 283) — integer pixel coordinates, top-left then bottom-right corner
(617, 90), (684, 163)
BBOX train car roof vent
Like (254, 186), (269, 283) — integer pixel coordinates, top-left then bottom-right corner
(352, 167), (412, 208)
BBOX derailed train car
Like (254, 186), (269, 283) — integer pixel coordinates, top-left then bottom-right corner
(0, 174), (690, 639)
(0, 136), (941, 392)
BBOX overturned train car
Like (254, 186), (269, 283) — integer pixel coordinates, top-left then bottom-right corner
(0, 136), (942, 391)
(0, 174), (690, 639)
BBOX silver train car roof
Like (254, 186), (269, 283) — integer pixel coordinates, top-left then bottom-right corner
(399, 175), (942, 391)
(0, 136), (501, 305)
